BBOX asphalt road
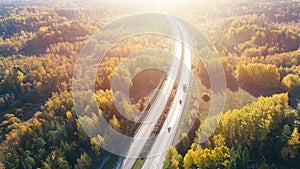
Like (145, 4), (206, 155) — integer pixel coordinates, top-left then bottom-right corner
(114, 16), (185, 169)
(141, 16), (192, 169)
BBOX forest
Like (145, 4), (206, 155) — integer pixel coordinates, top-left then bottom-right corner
(0, 0), (299, 169)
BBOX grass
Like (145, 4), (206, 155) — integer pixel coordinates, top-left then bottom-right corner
(224, 87), (257, 111)
(132, 158), (144, 169)
(101, 154), (120, 169)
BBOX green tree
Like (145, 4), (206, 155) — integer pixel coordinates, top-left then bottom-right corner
(281, 128), (300, 160)
(228, 147), (250, 169)
(4, 147), (20, 169)
(281, 124), (291, 142)
(22, 150), (35, 169)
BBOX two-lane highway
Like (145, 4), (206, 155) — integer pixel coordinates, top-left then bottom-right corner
(114, 16), (185, 169)
(141, 16), (192, 169)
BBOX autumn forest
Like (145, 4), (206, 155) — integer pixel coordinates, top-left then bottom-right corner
(0, 0), (299, 169)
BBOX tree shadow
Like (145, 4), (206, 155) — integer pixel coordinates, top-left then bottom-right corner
(287, 89), (300, 109)
(225, 71), (239, 92)
(200, 69), (238, 92)
(20, 37), (49, 56)
(240, 84), (285, 98)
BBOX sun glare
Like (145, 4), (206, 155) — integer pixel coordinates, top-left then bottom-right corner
(104, 0), (191, 6)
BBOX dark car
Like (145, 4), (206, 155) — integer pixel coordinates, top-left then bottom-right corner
(183, 84), (187, 93)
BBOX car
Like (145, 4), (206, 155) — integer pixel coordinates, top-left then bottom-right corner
(183, 84), (187, 93)
(179, 100), (182, 105)
(168, 127), (171, 132)
(163, 66), (168, 71)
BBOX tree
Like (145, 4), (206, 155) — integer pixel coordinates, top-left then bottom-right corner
(282, 74), (300, 94)
(33, 137), (46, 150)
(228, 146), (250, 169)
(23, 150), (35, 169)
(90, 135), (103, 155)
(109, 115), (120, 131)
(281, 128), (300, 160)
(281, 124), (291, 143)
(43, 150), (71, 169)
(214, 93), (288, 159)
(183, 146), (196, 169)
(183, 136), (231, 169)
(236, 63), (280, 88)
(181, 132), (191, 150)
(4, 147), (20, 169)
(77, 152), (92, 169)
(163, 146), (183, 169)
